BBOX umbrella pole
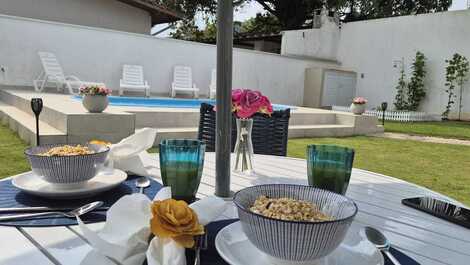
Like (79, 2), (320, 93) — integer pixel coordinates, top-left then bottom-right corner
(215, 0), (233, 198)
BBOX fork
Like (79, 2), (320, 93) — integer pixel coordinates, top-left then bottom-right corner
(193, 231), (208, 265)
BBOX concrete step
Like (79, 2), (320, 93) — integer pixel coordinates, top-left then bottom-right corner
(155, 127), (198, 145)
(288, 112), (337, 125)
(0, 89), (67, 132)
(0, 101), (67, 145)
(288, 124), (355, 138)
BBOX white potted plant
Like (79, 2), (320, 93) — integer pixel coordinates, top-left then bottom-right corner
(350, 97), (367, 115)
(79, 85), (112, 113)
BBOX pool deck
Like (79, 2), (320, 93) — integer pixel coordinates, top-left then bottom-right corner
(0, 86), (383, 145)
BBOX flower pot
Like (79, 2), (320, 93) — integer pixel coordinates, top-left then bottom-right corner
(350, 103), (366, 115)
(234, 118), (254, 174)
(82, 95), (109, 113)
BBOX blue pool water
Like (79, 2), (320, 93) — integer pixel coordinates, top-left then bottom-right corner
(73, 96), (293, 110)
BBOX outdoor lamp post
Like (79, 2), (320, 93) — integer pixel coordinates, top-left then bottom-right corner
(215, 0), (233, 198)
(31, 98), (43, 146)
(381, 102), (388, 126)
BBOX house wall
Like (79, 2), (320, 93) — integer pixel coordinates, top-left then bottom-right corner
(0, 15), (337, 106)
(0, 0), (151, 34)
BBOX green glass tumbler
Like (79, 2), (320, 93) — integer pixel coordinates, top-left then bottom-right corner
(306, 145), (355, 195)
(159, 139), (206, 203)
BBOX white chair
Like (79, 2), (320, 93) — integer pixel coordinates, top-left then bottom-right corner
(209, 69), (217, 99)
(119, 65), (150, 97)
(33, 52), (105, 95)
(171, 66), (199, 98)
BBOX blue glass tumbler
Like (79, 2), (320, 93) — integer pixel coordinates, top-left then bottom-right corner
(307, 145), (355, 195)
(159, 139), (206, 203)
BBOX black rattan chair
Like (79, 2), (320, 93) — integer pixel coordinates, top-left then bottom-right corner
(197, 103), (290, 156)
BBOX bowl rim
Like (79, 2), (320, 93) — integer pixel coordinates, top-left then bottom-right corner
(24, 143), (110, 157)
(233, 183), (358, 225)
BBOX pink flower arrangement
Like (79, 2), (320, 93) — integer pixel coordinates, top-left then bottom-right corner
(231, 89), (273, 119)
(79, 85), (112, 96)
(352, 97), (367, 105)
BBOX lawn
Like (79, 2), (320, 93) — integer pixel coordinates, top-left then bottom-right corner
(384, 120), (470, 140)
(288, 137), (470, 206)
(1, 123), (469, 205)
(0, 123), (30, 178)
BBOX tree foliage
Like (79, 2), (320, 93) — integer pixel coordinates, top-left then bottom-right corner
(394, 62), (408, 110)
(443, 53), (469, 120)
(407, 51), (427, 111)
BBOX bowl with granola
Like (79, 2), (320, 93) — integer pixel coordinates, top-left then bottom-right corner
(233, 184), (358, 264)
(25, 143), (109, 184)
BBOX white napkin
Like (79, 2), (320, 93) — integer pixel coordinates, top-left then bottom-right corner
(109, 128), (159, 177)
(78, 187), (227, 265)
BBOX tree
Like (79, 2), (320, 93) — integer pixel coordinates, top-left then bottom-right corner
(240, 13), (281, 35)
(443, 54), (469, 120)
(407, 51), (427, 111)
(394, 62), (408, 110)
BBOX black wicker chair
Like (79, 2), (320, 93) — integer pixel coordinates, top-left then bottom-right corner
(197, 103), (290, 156)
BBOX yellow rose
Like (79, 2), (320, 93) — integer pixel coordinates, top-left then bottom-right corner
(150, 199), (204, 248)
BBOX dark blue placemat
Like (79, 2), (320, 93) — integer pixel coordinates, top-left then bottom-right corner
(190, 219), (420, 265)
(0, 175), (162, 227)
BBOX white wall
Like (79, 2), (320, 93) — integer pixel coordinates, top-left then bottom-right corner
(0, 15), (337, 106)
(338, 10), (470, 117)
(281, 18), (340, 61)
(0, 0), (151, 34)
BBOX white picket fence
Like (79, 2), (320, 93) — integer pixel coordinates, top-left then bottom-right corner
(331, 106), (434, 122)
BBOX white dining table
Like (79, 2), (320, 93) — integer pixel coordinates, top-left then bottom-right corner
(0, 153), (469, 265)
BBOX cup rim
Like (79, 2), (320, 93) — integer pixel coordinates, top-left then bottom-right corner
(233, 183), (358, 225)
(159, 139), (206, 148)
(307, 144), (355, 153)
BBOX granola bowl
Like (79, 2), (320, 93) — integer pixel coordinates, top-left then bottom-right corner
(25, 144), (109, 185)
(233, 184), (358, 264)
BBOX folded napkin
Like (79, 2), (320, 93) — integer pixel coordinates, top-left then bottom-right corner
(109, 128), (159, 177)
(78, 187), (227, 265)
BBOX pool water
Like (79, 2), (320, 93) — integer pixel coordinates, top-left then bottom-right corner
(73, 96), (292, 110)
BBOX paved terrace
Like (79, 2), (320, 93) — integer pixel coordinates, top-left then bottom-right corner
(0, 86), (383, 145)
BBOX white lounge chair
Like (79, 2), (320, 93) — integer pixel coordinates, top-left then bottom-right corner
(171, 66), (199, 98)
(119, 65), (150, 97)
(209, 69), (217, 99)
(33, 52), (105, 95)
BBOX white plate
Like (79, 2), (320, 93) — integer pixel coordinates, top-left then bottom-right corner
(215, 222), (384, 265)
(12, 169), (128, 199)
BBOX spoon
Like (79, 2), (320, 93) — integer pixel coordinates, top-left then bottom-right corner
(0, 201), (104, 221)
(135, 177), (150, 194)
(364, 226), (402, 265)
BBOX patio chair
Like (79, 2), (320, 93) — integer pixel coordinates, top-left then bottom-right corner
(33, 52), (105, 95)
(197, 103), (291, 156)
(119, 64), (150, 97)
(171, 66), (199, 98)
(209, 69), (217, 99)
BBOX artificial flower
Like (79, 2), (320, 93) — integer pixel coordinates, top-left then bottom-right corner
(150, 199), (204, 248)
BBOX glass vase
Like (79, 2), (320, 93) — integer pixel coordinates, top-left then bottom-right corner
(234, 118), (254, 173)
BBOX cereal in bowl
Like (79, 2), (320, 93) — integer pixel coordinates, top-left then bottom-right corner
(39, 145), (95, 156)
(250, 195), (332, 222)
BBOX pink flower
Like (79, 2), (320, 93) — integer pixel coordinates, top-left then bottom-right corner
(353, 97), (367, 105)
(231, 89), (273, 118)
(232, 89), (243, 103)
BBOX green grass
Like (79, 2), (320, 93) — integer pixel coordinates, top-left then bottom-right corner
(288, 137), (470, 206)
(1, 123), (469, 205)
(384, 121), (470, 140)
(0, 124), (30, 178)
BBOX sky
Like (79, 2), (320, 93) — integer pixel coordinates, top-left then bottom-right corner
(152, 0), (468, 36)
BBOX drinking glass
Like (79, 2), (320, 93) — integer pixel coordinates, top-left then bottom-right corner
(306, 145), (355, 195)
(159, 139), (206, 203)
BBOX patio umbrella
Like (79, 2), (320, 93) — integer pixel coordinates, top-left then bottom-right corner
(215, 0), (233, 198)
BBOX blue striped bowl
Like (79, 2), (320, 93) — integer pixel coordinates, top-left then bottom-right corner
(233, 184), (358, 264)
(25, 144), (109, 184)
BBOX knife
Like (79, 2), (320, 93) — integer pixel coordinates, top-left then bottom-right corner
(0, 206), (110, 214)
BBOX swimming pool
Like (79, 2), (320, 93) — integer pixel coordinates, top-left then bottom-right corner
(73, 96), (293, 110)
